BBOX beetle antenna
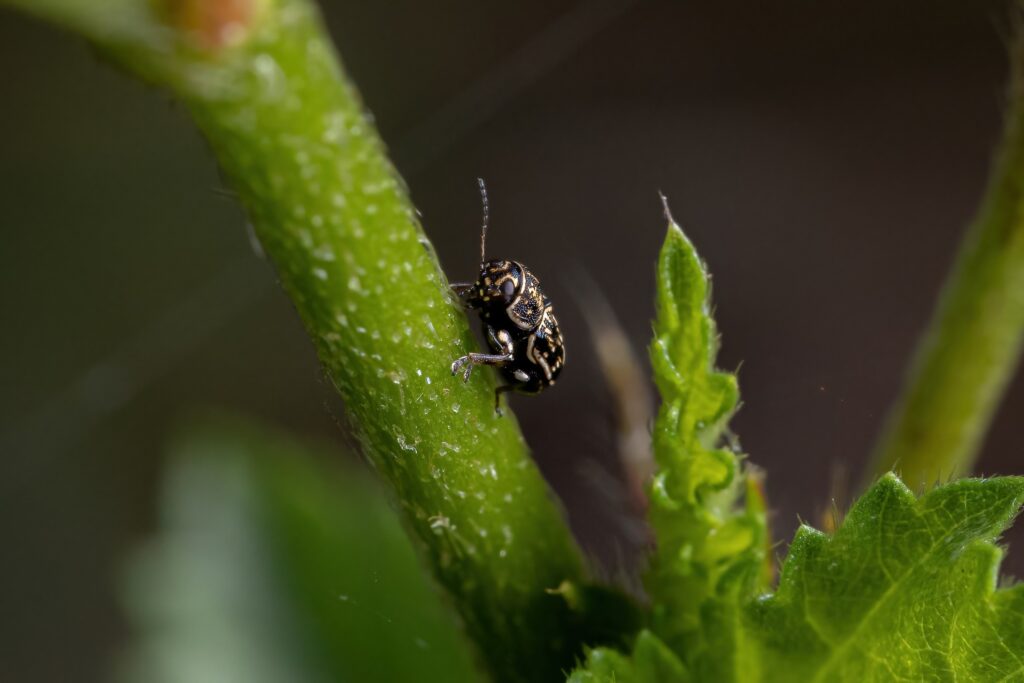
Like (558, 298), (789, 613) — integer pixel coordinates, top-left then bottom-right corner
(477, 177), (489, 264)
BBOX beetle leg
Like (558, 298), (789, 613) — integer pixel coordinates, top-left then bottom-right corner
(450, 282), (475, 299)
(450, 352), (514, 383)
(487, 327), (515, 355)
(494, 384), (516, 415)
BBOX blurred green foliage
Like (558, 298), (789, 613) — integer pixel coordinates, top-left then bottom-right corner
(867, 36), (1024, 489)
(119, 417), (480, 683)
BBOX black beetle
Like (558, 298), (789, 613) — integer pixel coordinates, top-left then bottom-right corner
(450, 179), (565, 413)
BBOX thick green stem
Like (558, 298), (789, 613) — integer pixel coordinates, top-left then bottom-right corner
(866, 37), (1024, 490)
(3, 0), (604, 679)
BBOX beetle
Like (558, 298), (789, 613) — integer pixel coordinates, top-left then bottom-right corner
(450, 179), (565, 413)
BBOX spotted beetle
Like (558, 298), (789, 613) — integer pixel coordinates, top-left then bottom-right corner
(450, 179), (565, 413)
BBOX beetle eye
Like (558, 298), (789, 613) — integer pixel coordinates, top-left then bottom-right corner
(501, 279), (516, 300)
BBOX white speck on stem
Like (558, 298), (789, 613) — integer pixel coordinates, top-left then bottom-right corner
(252, 54), (284, 95)
(313, 244), (335, 261)
(396, 434), (418, 453)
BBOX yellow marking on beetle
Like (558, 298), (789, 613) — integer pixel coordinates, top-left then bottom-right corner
(535, 351), (553, 381)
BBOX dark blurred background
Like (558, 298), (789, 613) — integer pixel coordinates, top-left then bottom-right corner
(2, 0), (1023, 680)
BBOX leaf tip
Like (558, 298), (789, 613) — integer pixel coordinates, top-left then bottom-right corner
(862, 470), (915, 497)
(658, 190), (677, 226)
(656, 192), (698, 255)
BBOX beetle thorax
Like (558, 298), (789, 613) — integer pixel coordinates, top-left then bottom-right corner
(475, 259), (545, 332)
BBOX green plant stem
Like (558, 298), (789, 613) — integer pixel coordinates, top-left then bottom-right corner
(867, 38), (1024, 490)
(1, 0), (608, 679)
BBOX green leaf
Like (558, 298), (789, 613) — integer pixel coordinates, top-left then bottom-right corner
(634, 210), (1024, 683)
(644, 203), (769, 676)
(587, 474), (1024, 683)
(567, 631), (688, 683)
(746, 474), (1024, 682)
(118, 417), (480, 683)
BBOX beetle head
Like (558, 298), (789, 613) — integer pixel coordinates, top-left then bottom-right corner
(477, 259), (522, 305)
